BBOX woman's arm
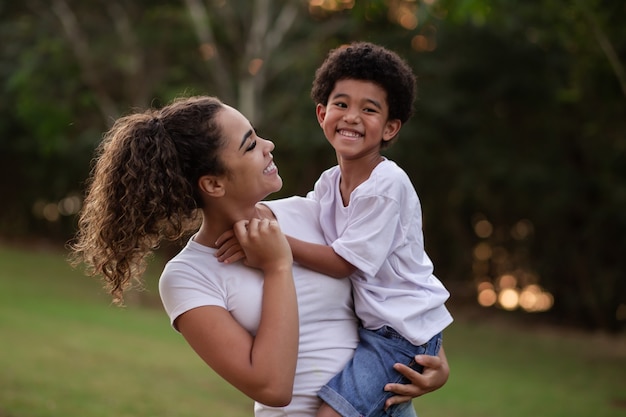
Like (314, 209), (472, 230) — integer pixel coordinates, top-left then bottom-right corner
(178, 218), (299, 406)
(383, 347), (450, 410)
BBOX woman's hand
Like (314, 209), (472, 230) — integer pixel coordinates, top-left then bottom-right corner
(232, 218), (292, 273)
(383, 347), (450, 410)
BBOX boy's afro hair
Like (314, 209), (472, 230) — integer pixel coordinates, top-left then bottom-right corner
(311, 42), (417, 124)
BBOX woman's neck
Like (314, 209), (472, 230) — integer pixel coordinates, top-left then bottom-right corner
(193, 202), (273, 248)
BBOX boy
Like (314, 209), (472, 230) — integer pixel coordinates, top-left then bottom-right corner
(288, 42), (453, 417)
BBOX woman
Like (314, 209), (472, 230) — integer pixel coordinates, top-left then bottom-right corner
(70, 96), (449, 416)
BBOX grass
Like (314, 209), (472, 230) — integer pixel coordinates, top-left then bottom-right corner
(0, 244), (624, 417)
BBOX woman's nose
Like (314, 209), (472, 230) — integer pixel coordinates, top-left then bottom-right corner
(263, 138), (275, 153)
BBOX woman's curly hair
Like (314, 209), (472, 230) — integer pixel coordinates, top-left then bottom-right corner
(311, 42), (417, 148)
(69, 96), (226, 304)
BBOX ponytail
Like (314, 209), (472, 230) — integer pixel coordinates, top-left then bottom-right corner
(70, 96), (225, 304)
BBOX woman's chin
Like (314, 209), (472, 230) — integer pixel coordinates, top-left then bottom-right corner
(273, 176), (283, 191)
(267, 179), (283, 197)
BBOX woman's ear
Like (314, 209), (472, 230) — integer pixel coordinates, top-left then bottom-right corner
(198, 175), (225, 198)
(382, 119), (402, 142)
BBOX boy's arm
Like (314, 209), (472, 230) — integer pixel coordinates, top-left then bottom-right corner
(215, 229), (356, 278)
(286, 235), (356, 279)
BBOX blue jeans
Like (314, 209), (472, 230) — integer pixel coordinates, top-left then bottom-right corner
(318, 327), (442, 417)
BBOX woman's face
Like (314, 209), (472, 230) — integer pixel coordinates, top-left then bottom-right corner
(216, 105), (282, 202)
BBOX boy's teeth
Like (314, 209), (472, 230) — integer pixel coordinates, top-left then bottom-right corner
(340, 129), (361, 137)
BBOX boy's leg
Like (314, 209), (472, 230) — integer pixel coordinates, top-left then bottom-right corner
(318, 327), (441, 417)
(316, 401), (342, 417)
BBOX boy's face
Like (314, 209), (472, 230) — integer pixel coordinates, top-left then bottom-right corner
(316, 79), (401, 161)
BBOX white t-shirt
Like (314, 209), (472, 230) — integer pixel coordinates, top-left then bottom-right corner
(159, 196), (359, 417)
(308, 160), (453, 345)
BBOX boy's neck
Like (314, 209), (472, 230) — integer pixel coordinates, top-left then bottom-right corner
(337, 154), (384, 206)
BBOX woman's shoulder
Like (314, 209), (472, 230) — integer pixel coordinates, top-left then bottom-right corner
(263, 196), (319, 220)
(262, 197), (325, 245)
(160, 238), (249, 288)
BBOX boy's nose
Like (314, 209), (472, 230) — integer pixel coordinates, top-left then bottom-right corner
(343, 111), (361, 123)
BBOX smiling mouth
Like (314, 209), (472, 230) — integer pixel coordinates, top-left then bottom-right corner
(337, 129), (363, 138)
(263, 160), (277, 174)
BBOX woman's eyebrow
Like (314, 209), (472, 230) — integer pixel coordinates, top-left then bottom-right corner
(238, 129), (253, 150)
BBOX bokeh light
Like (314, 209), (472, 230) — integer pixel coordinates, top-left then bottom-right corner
(477, 281), (497, 307)
(388, 1), (418, 30)
(309, 0), (354, 12)
(474, 219), (493, 238)
(473, 242), (492, 261)
(58, 196), (82, 216)
(470, 214), (550, 313)
(519, 284), (541, 311)
(42, 203), (60, 222)
(476, 278), (554, 312)
(199, 43), (216, 61)
(511, 219), (534, 240)
(498, 274), (517, 289)
(498, 288), (519, 310)
(32, 195), (82, 223)
(248, 58), (263, 75)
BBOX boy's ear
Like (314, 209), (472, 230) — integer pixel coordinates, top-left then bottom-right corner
(382, 119), (402, 142)
(198, 175), (226, 197)
(315, 103), (327, 124)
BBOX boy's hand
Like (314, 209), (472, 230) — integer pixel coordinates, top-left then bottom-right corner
(215, 229), (246, 264)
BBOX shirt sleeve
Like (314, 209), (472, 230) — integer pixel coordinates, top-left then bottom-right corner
(331, 194), (404, 277)
(159, 261), (226, 330)
(307, 166), (338, 202)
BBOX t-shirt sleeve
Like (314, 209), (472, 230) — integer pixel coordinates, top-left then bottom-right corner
(307, 167), (336, 202)
(331, 194), (403, 277)
(159, 261), (225, 331)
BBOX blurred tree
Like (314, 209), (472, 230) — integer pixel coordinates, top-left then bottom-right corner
(397, 0), (626, 331)
(0, 0), (623, 331)
(182, 0), (302, 123)
(0, 0), (202, 239)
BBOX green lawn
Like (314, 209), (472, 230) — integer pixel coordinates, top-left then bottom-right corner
(0, 244), (624, 417)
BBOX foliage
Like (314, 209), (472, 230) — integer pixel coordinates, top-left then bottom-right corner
(0, 0), (624, 330)
(404, 0), (626, 331)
